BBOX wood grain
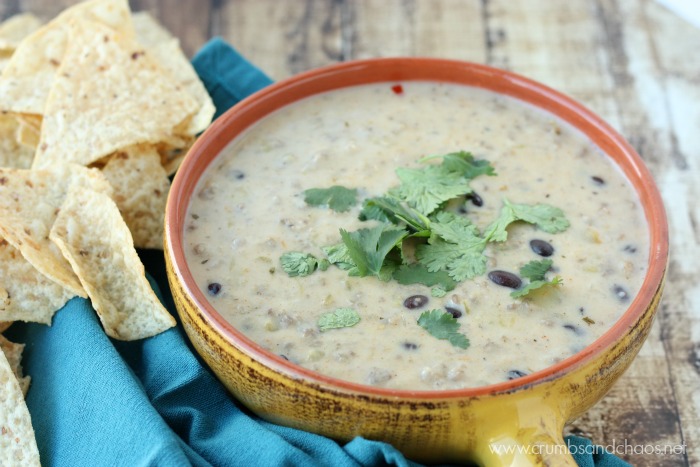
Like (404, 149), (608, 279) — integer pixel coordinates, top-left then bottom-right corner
(2, 1), (698, 465)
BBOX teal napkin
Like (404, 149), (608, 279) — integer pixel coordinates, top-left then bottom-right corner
(6, 37), (630, 467)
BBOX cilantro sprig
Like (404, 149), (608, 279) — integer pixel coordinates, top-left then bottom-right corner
(318, 308), (361, 332)
(510, 259), (563, 298)
(304, 186), (358, 212)
(339, 224), (408, 279)
(279, 150), (570, 349)
(280, 252), (319, 277)
(485, 199), (570, 242)
(390, 151), (495, 216)
(417, 309), (470, 349)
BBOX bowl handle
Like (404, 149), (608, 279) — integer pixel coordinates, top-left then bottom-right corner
(472, 410), (577, 466)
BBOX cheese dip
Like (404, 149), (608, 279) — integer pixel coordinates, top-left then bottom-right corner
(184, 82), (648, 390)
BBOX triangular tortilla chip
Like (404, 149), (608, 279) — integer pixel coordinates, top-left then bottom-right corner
(0, 0), (133, 115)
(0, 347), (40, 466)
(14, 116), (40, 149)
(0, 238), (74, 324)
(33, 18), (198, 169)
(0, 13), (42, 51)
(156, 133), (195, 176)
(49, 186), (175, 340)
(101, 145), (170, 249)
(0, 114), (34, 168)
(0, 50), (12, 73)
(0, 334), (30, 396)
(132, 11), (172, 47)
(0, 164), (112, 297)
(133, 12), (214, 137)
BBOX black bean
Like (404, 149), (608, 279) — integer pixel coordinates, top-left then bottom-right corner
(530, 239), (554, 257)
(613, 285), (629, 302)
(591, 176), (605, 185)
(403, 295), (429, 309)
(466, 191), (483, 207)
(488, 270), (522, 289)
(623, 244), (637, 253)
(507, 370), (528, 380)
(563, 324), (582, 335)
(207, 282), (222, 296)
(445, 307), (462, 319)
(402, 342), (418, 350)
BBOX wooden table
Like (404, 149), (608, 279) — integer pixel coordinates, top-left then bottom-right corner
(3, 1), (698, 465)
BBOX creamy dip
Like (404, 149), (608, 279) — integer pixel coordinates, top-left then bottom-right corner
(184, 82), (648, 390)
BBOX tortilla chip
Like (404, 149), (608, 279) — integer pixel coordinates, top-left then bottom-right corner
(101, 145), (170, 249)
(0, 0), (133, 115)
(132, 11), (172, 47)
(156, 133), (195, 176)
(33, 18), (198, 169)
(0, 13), (42, 51)
(133, 12), (214, 137)
(0, 164), (112, 297)
(0, 238), (74, 324)
(14, 117), (40, 149)
(0, 334), (30, 396)
(0, 347), (40, 466)
(0, 49), (12, 73)
(49, 186), (175, 340)
(0, 114), (34, 168)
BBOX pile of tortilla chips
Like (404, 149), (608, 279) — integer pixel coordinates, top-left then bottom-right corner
(0, 0), (215, 463)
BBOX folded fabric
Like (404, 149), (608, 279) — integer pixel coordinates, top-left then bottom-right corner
(6, 37), (630, 467)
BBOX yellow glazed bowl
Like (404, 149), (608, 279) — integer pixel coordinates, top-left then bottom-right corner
(164, 58), (668, 466)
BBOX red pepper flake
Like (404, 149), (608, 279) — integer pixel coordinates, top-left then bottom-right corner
(391, 84), (404, 95)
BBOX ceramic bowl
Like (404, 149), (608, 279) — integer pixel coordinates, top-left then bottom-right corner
(164, 58), (668, 466)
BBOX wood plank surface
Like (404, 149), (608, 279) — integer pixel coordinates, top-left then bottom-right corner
(2, 0), (698, 465)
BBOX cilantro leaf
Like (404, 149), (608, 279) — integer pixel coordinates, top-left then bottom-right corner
(417, 309), (470, 349)
(339, 225), (408, 277)
(510, 276), (563, 298)
(392, 264), (457, 291)
(510, 259), (562, 298)
(322, 243), (356, 271)
(484, 199), (570, 242)
(448, 333), (471, 349)
(505, 200), (570, 234)
(318, 308), (361, 331)
(416, 212), (488, 281)
(430, 211), (480, 244)
(304, 186), (358, 212)
(392, 165), (472, 216)
(359, 196), (431, 234)
(424, 151), (497, 179)
(520, 259), (553, 281)
(280, 252), (318, 277)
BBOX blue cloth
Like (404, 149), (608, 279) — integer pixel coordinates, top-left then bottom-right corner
(6, 38), (629, 467)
